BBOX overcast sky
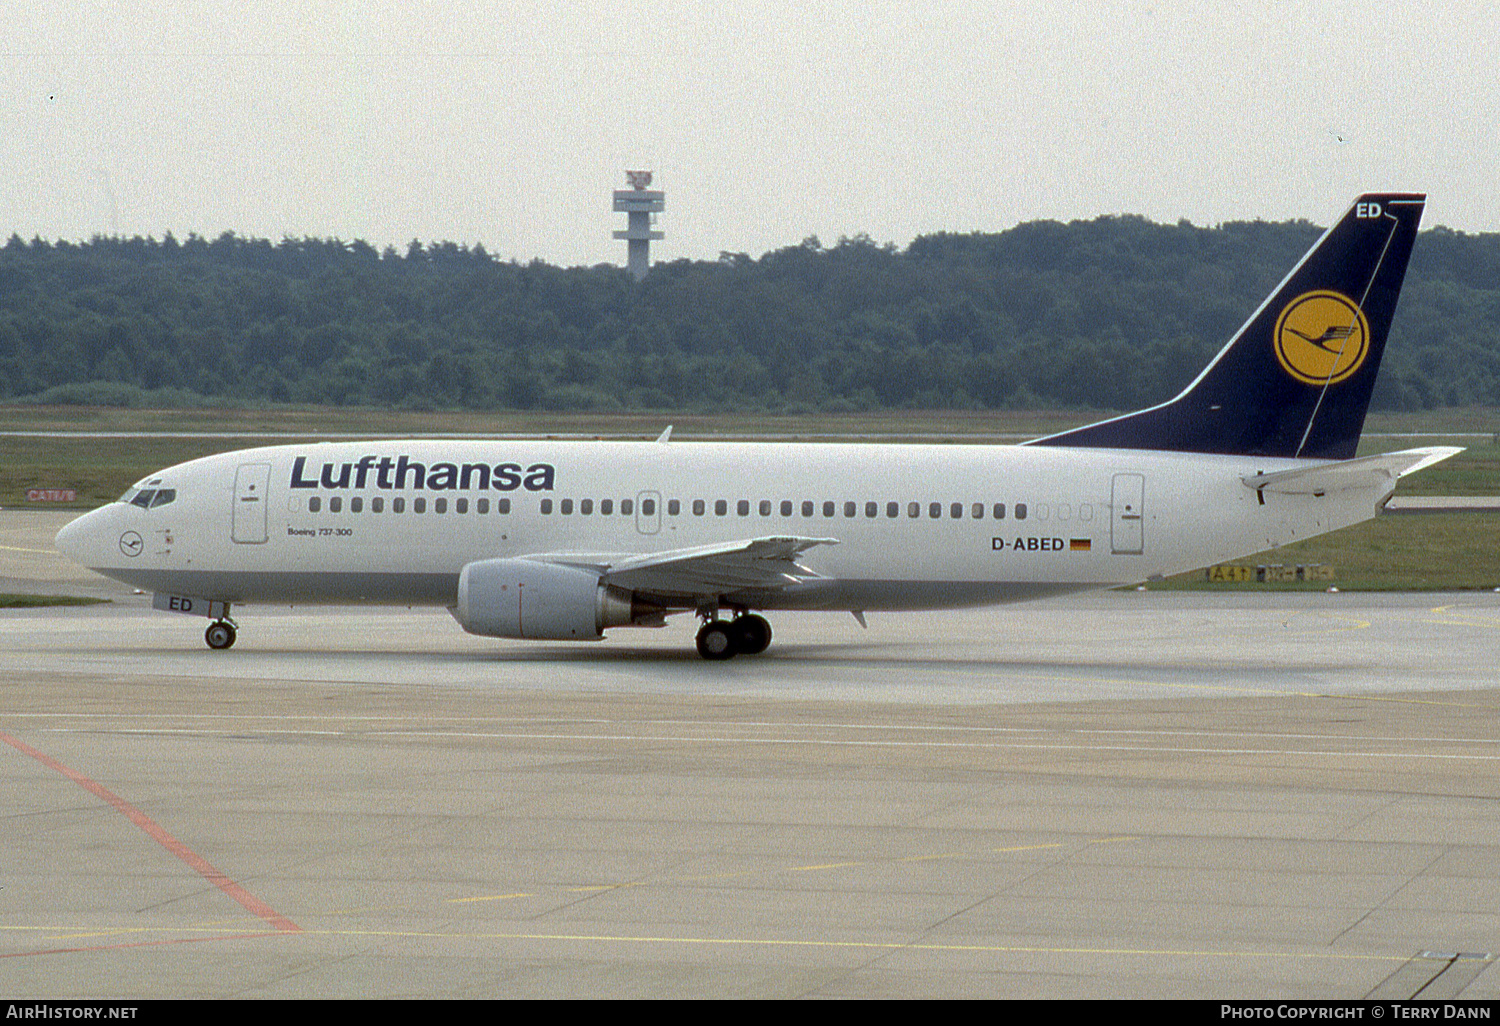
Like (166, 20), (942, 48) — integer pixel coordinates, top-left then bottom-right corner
(3, 1), (1496, 267)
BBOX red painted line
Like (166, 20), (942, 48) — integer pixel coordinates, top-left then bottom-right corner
(0, 730), (301, 935)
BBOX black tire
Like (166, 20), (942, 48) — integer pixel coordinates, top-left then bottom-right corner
(732, 614), (772, 655)
(205, 622), (237, 650)
(695, 621), (736, 660)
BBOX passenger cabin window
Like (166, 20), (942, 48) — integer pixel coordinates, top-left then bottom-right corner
(1015, 502), (1028, 520)
(641, 498), (656, 516)
(600, 499), (612, 515)
(309, 497), (321, 513)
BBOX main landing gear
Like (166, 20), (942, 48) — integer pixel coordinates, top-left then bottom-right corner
(695, 613), (772, 661)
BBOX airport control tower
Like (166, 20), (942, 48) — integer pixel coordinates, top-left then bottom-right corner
(613, 170), (664, 281)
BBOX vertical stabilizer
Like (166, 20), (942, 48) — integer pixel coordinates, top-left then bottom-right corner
(1029, 194), (1425, 459)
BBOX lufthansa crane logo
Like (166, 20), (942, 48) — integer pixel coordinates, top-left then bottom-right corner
(1274, 290), (1371, 386)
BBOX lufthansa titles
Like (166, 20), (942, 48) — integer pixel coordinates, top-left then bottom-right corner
(290, 455), (556, 492)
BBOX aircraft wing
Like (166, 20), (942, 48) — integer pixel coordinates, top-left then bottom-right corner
(1242, 446), (1463, 495)
(533, 535), (839, 599)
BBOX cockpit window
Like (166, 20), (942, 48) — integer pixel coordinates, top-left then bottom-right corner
(124, 488), (177, 510)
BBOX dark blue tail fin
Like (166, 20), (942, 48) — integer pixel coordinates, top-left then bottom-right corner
(1028, 193), (1425, 460)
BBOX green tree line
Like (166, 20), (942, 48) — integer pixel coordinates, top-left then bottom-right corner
(1, 216), (1496, 413)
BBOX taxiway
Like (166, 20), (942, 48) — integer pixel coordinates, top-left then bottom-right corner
(2, 511), (1497, 998)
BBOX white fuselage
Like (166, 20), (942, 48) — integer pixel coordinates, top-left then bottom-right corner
(55, 439), (1382, 615)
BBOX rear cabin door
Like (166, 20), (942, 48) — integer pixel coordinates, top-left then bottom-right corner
(232, 463), (272, 544)
(1111, 473), (1145, 554)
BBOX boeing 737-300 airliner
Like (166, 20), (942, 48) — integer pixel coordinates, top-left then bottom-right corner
(55, 193), (1459, 658)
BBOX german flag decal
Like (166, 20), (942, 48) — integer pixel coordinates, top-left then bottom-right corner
(1070, 538), (1091, 551)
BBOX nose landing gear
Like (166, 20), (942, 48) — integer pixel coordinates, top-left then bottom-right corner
(205, 618), (237, 650)
(694, 613), (772, 660)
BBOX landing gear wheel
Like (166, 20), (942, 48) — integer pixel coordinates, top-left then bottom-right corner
(695, 621), (736, 660)
(205, 621), (237, 650)
(732, 614), (772, 655)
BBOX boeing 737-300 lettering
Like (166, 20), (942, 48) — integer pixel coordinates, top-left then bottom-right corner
(54, 193), (1459, 659)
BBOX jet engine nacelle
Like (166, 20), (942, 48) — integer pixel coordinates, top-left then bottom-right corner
(454, 558), (647, 640)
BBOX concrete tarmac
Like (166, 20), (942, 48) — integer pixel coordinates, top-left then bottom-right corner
(2, 510), (1499, 998)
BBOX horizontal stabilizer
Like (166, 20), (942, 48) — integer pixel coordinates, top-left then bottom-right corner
(1241, 446), (1463, 495)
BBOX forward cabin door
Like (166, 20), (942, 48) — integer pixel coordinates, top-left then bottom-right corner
(232, 463), (272, 544)
(1111, 473), (1145, 554)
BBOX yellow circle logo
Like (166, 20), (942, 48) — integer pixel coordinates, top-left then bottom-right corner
(1274, 290), (1371, 385)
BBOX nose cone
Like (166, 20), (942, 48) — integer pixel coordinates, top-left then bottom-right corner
(55, 507), (109, 566)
